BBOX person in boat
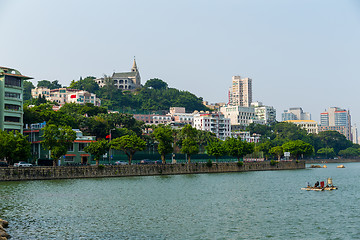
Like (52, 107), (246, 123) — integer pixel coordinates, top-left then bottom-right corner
(314, 181), (319, 187)
(307, 182), (310, 187)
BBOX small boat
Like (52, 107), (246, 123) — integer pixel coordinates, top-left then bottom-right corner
(337, 165), (345, 168)
(301, 178), (338, 191)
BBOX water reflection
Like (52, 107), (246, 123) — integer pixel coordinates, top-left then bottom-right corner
(1, 163), (360, 239)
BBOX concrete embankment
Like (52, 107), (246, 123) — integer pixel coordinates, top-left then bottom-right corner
(0, 219), (10, 240)
(0, 161), (304, 181)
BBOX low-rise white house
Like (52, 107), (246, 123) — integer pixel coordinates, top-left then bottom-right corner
(31, 87), (101, 106)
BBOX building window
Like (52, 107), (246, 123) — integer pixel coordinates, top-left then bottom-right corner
(79, 143), (87, 151)
(5, 76), (21, 87)
(5, 104), (21, 111)
(4, 116), (20, 123)
(64, 156), (74, 162)
(5, 92), (21, 99)
(68, 144), (74, 152)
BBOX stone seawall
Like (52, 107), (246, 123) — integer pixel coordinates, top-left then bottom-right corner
(0, 161), (305, 181)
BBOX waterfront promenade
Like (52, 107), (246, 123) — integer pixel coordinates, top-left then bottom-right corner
(0, 161), (304, 181)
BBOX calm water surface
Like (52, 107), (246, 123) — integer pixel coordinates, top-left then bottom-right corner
(1, 163), (360, 239)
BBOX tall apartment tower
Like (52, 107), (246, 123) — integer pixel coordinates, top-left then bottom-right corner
(319, 107), (352, 141)
(229, 76), (252, 107)
(0, 66), (32, 133)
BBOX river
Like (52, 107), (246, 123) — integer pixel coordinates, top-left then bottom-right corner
(1, 162), (359, 239)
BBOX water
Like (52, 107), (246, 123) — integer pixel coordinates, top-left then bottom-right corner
(1, 163), (360, 239)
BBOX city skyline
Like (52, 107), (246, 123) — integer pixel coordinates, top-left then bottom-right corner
(1, 0), (359, 123)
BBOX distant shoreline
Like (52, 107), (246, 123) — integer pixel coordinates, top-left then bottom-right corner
(306, 159), (360, 164)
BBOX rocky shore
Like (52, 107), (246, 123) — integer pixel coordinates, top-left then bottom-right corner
(0, 219), (10, 240)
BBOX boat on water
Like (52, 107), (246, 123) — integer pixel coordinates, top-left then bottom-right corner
(301, 178), (338, 191)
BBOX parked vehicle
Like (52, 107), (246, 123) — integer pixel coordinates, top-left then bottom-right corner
(14, 162), (33, 167)
(0, 162), (9, 167)
(114, 161), (128, 165)
(139, 159), (155, 165)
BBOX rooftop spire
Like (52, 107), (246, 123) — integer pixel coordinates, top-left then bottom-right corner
(132, 56), (138, 72)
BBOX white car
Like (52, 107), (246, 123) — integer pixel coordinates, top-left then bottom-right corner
(114, 161), (128, 165)
(14, 162), (33, 167)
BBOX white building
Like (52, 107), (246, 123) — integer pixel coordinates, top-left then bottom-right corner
(352, 125), (358, 144)
(282, 107), (311, 121)
(251, 102), (276, 124)
(231, 131), (260, 143)
(285, 120), (318, 134)
(229, 76), (252, 107)
(220, 105), (256, 130)
(193, 112), (231, 140)
(31, 87), (101, 106)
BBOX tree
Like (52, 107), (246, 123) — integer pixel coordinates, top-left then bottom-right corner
(69, 76), (99, 93)
(84, 139), (110, 166)
(23, 80), (35, 101)
(206, 139), (226, 162)
(282, 140), (314, 160)
(110, 135), (146, 165)
(317, 147), (335, 159)
(317, 131), (353, 154)
(338, 147), (360, 158)
(224, 137), (254, 161)
(269, 146), (283, 160)
(153, 126), (174, 164)
(37, 80), (62, 89)
(179, 125), (199, 163)
(256, 140), (274, 160)
(144, 78), (168, 90)
(0, 130), (31, 165)
(42, 124), (76, 166)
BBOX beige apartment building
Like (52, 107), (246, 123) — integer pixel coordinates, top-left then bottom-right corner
(286, 120), (318, 134)
(229, 76), (252, 107)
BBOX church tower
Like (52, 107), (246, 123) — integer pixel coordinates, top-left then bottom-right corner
(131, 57), (141, 86)
(131, 58), (138, 72)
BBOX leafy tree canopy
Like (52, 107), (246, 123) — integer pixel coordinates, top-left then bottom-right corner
(37, 80), (62, 89)
(144, 78), (168, 90)
(110, 135), (146, 164)
(84, 139), (110, 165)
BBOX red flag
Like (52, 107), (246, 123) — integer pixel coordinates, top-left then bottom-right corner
(70, 95), (76, 98)
(106, 135), (111, 139)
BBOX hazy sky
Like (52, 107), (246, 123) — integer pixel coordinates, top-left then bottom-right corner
(1, 0), (360, 123)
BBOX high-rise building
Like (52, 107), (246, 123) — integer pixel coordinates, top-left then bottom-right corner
(0, 66), (32, 133)
(229, 76), (252, 107)
(319, 107), (352, 140)
(352, 125), (358, 144)
(282, 107), (311, 121)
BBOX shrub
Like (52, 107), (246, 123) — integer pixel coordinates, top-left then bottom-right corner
(206, 159), (213, 168)
(270, 160), (278, 166)
(97, 164), (105, 170)
(237, 161), (243, 167)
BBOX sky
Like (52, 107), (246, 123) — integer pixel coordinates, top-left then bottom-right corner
(1, 0), (360, 124)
